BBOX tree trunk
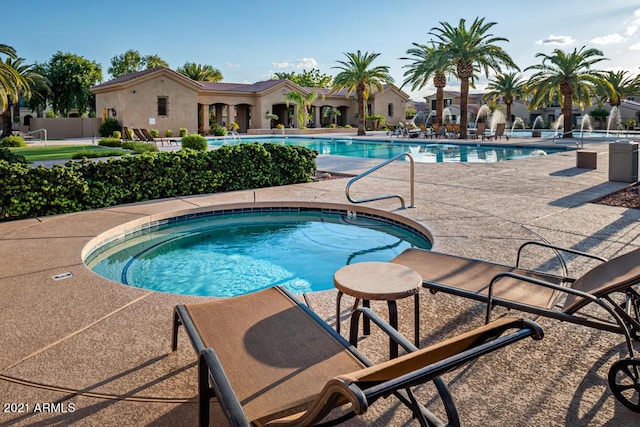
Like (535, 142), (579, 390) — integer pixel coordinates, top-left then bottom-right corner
(459, 78), (469, 139)
(434, 73), (446, 127)
(357, 82), (366, 136)
(506, 102), (512, 124)
(1, 104), (13, 138)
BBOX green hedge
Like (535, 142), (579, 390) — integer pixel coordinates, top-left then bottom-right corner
(0, 143), (316, 221)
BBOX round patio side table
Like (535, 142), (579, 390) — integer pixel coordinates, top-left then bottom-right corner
(334, 261), (422, 358)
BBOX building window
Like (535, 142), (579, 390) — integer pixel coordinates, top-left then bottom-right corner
(158, 97), (168, 116)
(388, 103), (394, 117)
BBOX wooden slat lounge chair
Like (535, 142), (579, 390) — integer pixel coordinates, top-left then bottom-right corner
(141, 128), (178, 145)
(122, 127), (133, 141)
(391, 241), (640, 411)
(432, 124), (447, 139)
(172, 286), (544, 426)
(132, 128), (148, 142)
(486, 123), (508, 141)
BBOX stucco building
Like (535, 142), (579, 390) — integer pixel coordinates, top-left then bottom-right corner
(90, 67), (410, 135)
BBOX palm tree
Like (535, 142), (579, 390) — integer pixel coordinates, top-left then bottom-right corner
(401, 42), (454, 127)
(331, 51), (394, 136)
(483, 72), (525, 124)
(525, 46), (608, 138)
(598, 70), (640, 107)
(428, 17), (518, 139)
(0, 44), (19, 112)
(1, 54), (49, 137)
(285, 90), (318, 128)
(177, 62), (223, 82)
(3, 57), (51, 135)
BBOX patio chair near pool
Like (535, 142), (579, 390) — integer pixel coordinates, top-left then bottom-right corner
(172, 286), (544, 426)
(391, 241), (640, 411)
(486, 123), (508, 141)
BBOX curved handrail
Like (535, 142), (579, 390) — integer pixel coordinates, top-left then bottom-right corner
(28, 128), (47, 143)
(552, 130), (583, 147)
(345, 152), (415, 209)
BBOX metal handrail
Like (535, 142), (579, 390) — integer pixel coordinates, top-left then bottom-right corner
(345, 152), (415, 209)
(552, 130), (583, 147)
(28, 128), (47, 144)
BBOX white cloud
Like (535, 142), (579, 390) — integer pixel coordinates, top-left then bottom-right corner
(535, 34), (575, 46)
(590, 33), (625, 45)
(626, 8), (640, 36)
(295, 57), (318, 68)
(226, 62), (240, 68)
(629, 41), (640, 50)
(271, 57), (318, 70)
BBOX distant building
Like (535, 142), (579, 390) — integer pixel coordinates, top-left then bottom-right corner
(90, 67), (410, 135)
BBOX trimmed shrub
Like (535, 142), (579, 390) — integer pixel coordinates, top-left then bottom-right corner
(1, 135), (27, 147)
(112, 130), (122, 139)
(0, 144), (316, 221)
(150, 129), (159, 138)
(179, 127), (188, 137)
(180, 134), (208, 151)
(71, 149), (124, 159)
(121, 141), (158, 153)
(98, 137), (122, 147)
(165, 129), (173, 137)
(0, 146), (28, 164)
(211, 125), (227, 136)
(98, 117), (121, 138)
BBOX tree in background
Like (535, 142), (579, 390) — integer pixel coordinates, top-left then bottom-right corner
(273, 69), (332, 88)
(526, 46), (608, 138)
(331, 51), (394, 136)
(108, 49), (168, 78)
(177, 62), (223, 82)
(401, 42), (455, 126)
(285, 90), (318, 128)
(428, 17), (518, 138)
(597, 70), (640, 108)
(46, 51), (102, 117)
(1, 56), (50, 137)
(0, 44), (19, 112)
(483, 72), (526, 123)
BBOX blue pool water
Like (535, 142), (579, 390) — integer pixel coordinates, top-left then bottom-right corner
(86, 208), (431, 297)
(208, 136), (567, 162)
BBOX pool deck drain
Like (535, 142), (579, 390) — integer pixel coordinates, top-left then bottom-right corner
(2, 135), (640, 425)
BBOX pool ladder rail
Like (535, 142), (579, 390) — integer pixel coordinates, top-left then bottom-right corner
(345, 152), (415, 209)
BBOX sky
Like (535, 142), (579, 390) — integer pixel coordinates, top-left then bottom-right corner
(5, 0), (640, 101)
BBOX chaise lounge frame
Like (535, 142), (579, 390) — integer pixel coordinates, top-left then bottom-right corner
(172, 286), (543, 426)
(391, 241), (640, 411)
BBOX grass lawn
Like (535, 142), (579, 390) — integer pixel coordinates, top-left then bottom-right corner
(10, 145), (128, 162)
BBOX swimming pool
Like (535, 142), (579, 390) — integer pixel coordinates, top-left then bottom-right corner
(85, 206), (432, 297)
(208, 136), (567, 163)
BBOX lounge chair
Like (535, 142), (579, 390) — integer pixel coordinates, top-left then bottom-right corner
(471, 123), (486, 140)
(122, 127), (133, 141)
(385, 124), (399, 137)
(132, 128), (149, 142)
(486, 123), (508, 141)
(172, 286), (544, 426)
(432, 124), (447, 139)
(391, 241), (640, 411)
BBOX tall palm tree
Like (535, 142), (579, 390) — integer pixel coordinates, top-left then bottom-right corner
(285, 90), (318, 128)
(483, 72), (525, 123)
(177, 62), (223, 82)
(428, 17), (518, 138)
(598, 70), (640, 107)
(5, 58), (51, 130)
(401, 42), (454, 126)
(525, 46), (608, 138)
(331, 51), (394, 136)
(0, 44), (19, 112)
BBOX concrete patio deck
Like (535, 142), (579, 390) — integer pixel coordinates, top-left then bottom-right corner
(2, 135), (640, 426)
